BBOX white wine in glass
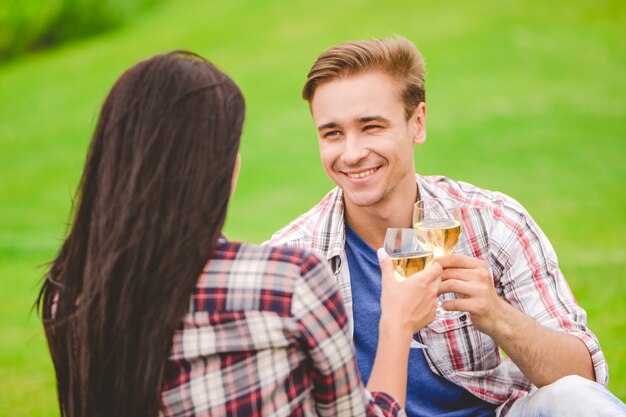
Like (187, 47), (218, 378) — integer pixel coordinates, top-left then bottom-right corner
(384, 228), (433, 280)
(413, 199), (464, 319)
(413, 219), (462, 257)
(390, 252), (433, 280)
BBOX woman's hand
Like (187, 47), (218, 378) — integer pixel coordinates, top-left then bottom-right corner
(377, 248), (442, 338)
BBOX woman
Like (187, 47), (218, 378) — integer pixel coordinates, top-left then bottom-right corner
(38, 51), (441, 417)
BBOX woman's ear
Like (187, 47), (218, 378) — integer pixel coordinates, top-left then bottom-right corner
(230, 153), (241, 198)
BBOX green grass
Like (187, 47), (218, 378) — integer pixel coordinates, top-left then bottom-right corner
(1, 0), (624, 414)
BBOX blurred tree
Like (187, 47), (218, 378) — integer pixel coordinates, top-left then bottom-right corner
(0, 0), (160, 61)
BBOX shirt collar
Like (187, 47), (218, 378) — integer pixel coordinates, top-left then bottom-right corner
(321, 174), (433, 261)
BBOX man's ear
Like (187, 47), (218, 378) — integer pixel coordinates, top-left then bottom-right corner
(230, 153), (241, 198)
(411, 102), (427, 145)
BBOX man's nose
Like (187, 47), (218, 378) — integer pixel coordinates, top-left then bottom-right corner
(341, 134), (368, 166)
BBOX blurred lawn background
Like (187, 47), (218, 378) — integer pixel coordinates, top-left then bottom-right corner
(0, 0), (624, 415)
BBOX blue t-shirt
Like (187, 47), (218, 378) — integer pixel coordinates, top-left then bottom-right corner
(345, 223), (496, 417)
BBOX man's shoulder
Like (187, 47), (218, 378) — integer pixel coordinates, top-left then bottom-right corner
(265, 187), (342, 248)
(422, 174), (526, 212)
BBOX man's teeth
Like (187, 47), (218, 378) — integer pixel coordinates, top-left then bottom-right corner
(348, 169), (376, 179)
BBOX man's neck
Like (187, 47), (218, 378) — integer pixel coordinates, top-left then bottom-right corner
(344, 179), (418, 250)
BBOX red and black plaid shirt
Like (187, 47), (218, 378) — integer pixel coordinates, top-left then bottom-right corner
(160, 239), (405, 417)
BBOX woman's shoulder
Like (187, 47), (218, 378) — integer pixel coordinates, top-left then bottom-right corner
(210, 240), (335, 300)
(190, 240), (327, 317)
(214, 239), (325, 270)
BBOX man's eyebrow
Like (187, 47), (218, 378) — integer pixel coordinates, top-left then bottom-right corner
(317, 122), (338, 131)
(358, 115), (391, 124)
(317, 116), (390, 131)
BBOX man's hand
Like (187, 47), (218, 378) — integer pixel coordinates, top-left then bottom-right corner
(435, 253), (508, 334)
(436, 253), (595, 386)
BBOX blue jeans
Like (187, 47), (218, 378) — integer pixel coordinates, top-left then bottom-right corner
(506, 375), (626, 417)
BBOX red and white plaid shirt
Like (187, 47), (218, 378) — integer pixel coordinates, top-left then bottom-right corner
(267, 174), (608, 416)
(160, 239), (405, 417)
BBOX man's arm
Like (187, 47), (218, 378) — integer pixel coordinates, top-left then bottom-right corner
(437, 254), (594, 387)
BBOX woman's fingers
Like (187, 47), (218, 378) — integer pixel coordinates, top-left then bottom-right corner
(377, 248), (395, 283)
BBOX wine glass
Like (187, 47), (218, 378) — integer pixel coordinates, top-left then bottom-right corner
(413, 199), (464, 319)
(384, 228), (434, 348)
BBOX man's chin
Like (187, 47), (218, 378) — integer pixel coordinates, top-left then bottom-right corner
(342, 191), (383, 209)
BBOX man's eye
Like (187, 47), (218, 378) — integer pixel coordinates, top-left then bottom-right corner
(323, 130), (341, 138)
(363, 124), (382, 131)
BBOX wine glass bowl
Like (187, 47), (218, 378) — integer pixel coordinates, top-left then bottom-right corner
(413, 199), (462, 257)
(413, 199), (464, 319)
(384, 228), (434, 281)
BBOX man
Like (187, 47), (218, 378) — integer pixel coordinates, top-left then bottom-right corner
(267, 37), (626, 416)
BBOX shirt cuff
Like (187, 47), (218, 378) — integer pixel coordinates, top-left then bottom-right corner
(370, 391), (407, 417)
(569, 330), (609, 386)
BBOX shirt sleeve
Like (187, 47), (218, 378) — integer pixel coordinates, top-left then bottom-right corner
(291, 252), (406, 417)
(491, 195), (608, 386)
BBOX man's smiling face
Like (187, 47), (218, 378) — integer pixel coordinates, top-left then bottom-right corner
(311, 70), (426, 211)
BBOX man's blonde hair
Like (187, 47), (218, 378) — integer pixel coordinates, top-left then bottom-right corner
(302, 36), (426, 120)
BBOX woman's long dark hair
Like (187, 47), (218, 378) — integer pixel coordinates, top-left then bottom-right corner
(37, 51), (245, 417)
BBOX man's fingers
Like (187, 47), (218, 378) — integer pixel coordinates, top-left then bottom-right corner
(440, 268), (474, 282)
(441, 298), (470, 313)
(441, 297), (489, 317)
(441, 266), (492, 285)
(436, 253), (485, 269)
(438, 279), (476, 297)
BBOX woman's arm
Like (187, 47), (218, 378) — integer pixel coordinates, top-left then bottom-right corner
(295, 250), (441, 415)
(366, 249), (441, 406)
